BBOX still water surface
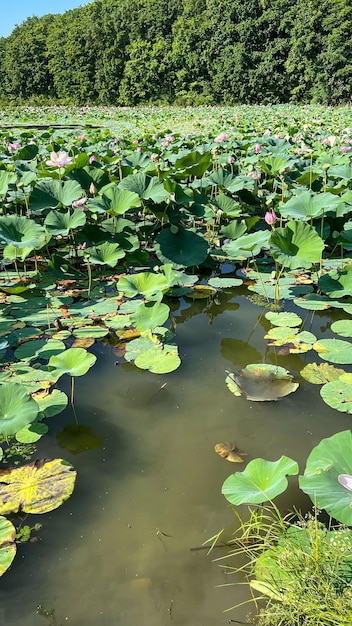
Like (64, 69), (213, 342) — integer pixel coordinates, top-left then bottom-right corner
(0, 288), (350, 626)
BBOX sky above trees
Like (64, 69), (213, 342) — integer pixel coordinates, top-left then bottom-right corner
(0, 0), (90, 38)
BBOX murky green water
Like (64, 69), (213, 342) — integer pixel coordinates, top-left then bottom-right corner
(0, 287), (350, 626)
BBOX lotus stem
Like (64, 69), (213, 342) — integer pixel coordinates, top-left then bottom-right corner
(87, 259), (92, 298)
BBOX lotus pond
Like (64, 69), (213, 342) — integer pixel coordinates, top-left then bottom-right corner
(1, 104), (352, 625)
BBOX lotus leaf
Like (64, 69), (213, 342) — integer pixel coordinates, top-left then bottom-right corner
(299, 430), (352, 525)
(313, 338), (352, 364)
(294, 294), (341, 311)
(44, 209), (86, 236)
(318, 266), (352, 298)
(222, 230), (270, 259)
(117, 272), (170, 301)
(15, 422), (49, 443)
(331, 319), (352, 337)
(124, 336), (156, 362)
(269, 221), (324, 270)
(212, 194), (241, 217)
(85, 242), (125, 267)
(279, 191), (341, 220)
(68, 298), (118, 317)
(72, 326), (109, 339)
(320, 379), (352, 413)
(265, 311), (302, 327)
(0, 516), (16, 577)
(30, 179), (83, 211)
(119, 172), (169, 203)
(0, 215), (46, 250)
(0, 458), (76, 515)
(48, 348), (97, 378)
(156, 227), (208, 267)
(300, 362), (344, 384)
(134, 343), (181, 374)
(208, 277), (243, 288)
(97, 186), (141, 215)
(226, 364), (299, 401)
(33, 389), (68, 417)
(56, 424), (103, 454)
(0, 384), (39, 436)
(222, 456), (299, 505)
(130, 301), (169, 332)
(265, 326), (299, 345)
(14, 339), (66, 362)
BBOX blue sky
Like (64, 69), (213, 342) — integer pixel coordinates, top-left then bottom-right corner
(0, 1), (91, 38)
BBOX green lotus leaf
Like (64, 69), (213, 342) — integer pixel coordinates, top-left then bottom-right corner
(0, 458), (76, 515)
(269, 221), (324, 270)
(119, 172), (169, 203)
(300, 362), (345, 384)
(279, 191), (341, 220)
(107, 314), (131, 330)
(259, 155), (292, 175)
(208, 277), (243, 288)
(14, 339), (66, 362)
(56, 424), (103, 454)
(0, 516), (16, 577)
(313, 338), (352, 363)
(299, 431), (352, 525)
(30, 179), (83, 211)
(0, 384), (39, 436)
(320, 379), (352, 413)
(265, 326), (299, 345)
(318, 265), (352, 298)
(159, 264), (198, 288)
(222, 456), (299, 505)
(130, 301), (170, 332)
(0, 170), (16, 196)
(226, 364), (298, 401)
(134, 344), (181, 374)
(0, 215), (46, 250)
(34, 389), (68, 417)
(98, 186), (141, 215)
(331, 319), (352, 337)
(85, 242), (125, 267)
(44, 209), (86, 236)
(124, 336), (156, 362)
(277, 331), (317, 354)
(328, 164), (352, 180)
(185, 285), (216, 299)
(294, 294), (341, 311)
(48, 348), (97, 378)
(156, 227), (209, 267)
(68, 298), (118, 317)
(72, 326), (109, 339)
(265, 311), (302, 327)
(15, 422), (49, 443)
(173, 150), (212, 180)
(222, 230), (270, 259)
(117, 272), (170, 301)
(212, 194), (241, 217)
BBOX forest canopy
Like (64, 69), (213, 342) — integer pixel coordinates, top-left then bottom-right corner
(0, 0), (351, 105)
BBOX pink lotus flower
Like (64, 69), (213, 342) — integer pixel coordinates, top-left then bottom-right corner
(8, 142), (21, 152)
(89, 183), (97, 195)
(265, 211), (277, 226)
(214, 133), (228, 143)
(150, 153), (158, 162)
(255, 143), (262, 154)
(248, 171), (260, 180)
(137, 146), (142, 153)
(341, 146), (351, 153)
(89, 155), (97, 163)
(161, 141), (169, 148)
(228, 156), (234, 164)
(78, 135), (85, 141)
(46, 151), (73, 168)
(72, 197), (88, 210)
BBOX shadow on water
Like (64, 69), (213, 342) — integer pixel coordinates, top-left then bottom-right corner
(0, 292), (351, 626)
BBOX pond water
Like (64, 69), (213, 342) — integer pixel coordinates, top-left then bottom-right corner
(0, 286), (350, 626)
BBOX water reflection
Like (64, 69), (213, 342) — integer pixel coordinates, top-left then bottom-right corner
(0, 293), (351, 625)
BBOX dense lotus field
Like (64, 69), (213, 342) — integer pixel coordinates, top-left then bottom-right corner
(1, 104), (352, 575)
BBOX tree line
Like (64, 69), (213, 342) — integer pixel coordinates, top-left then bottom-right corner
(0, 0), (351, 106)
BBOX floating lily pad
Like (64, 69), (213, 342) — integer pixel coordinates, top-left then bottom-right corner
(0, 384), (39, 436)
(208, 277), (243, 289)
(320, 377), (352, 413)
(0, 458), (76, 515)
(299, 430), (352, 525)
(294, 294), (341, 311)
(313, 338), (352, 364)
(222, 456), (299, 505)
(300, 362), (345, 384)
(14, 339), (65, 362)
(331, 319), (352, 338)
(130, 301), (170, 332)
(0, 516), (16, 577)
(56, 424), (103, 454)
(72, 326), (109, 339)
(33, 389), (68, 418)
(134, 344), (181, 374)
(124, 336), (156, 362)
(226, 364), (299, 401)
(265, 311), (302, 327)
(265, 326), (299, 346)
